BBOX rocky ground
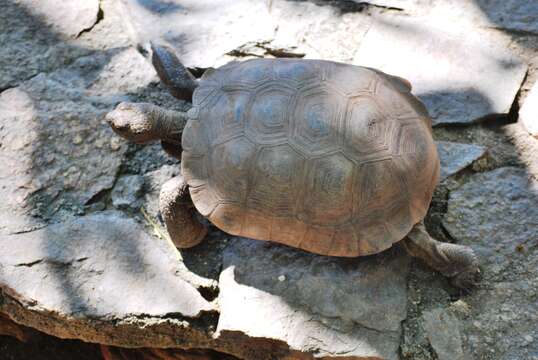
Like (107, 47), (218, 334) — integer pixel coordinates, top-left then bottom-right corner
(0, 0), (537, 359)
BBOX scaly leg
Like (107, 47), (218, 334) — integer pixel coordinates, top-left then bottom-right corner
(160, 175), (207, 248)
(402, 222), (480, 290)
(151, 42), (198, 102)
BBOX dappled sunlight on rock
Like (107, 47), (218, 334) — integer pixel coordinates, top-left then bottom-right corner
(18, 0), (100, 38)
(0, 212), (214, 332)
(354, 16), (526, 125)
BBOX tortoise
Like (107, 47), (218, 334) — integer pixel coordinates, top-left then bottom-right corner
(106, 44), (480, 289)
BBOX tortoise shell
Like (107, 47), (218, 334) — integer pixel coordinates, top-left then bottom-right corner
(181, 59), (439, 257)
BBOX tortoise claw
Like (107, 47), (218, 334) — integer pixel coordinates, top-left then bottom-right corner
(450, 266), (481, 291)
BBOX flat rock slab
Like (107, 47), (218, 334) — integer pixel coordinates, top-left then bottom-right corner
(0, 0), (89, 90)
(354, 16), (527, 125)
(217, 237), (409, 360)
(468, 0), (538, 34)
(119, 0), (372, 68)
(436, 141), (487, 180)
(421, 308), (465, 360)
(0, 214), (411, 359)
(443, 167), (538, 359)
(361, 0), (538, 34)
(0, 212), (214, 340)
(443, 167), (538, 268)
(0, 47), (158, 234)
(18, 0), (100, 38)
(519, 82), (538, 138)
(119, 0), (274, 68)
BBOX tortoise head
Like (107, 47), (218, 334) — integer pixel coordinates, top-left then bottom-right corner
(105, 102), (160, 144)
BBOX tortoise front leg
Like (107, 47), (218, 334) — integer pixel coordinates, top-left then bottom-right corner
(160, 175), (207, 248)
(151, 42), (198, 102)
(106, 102), (187, 153)
(402, 222), (480, 290)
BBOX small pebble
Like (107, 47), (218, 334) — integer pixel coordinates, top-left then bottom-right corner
(110, 137), (122, 151)
(278, 275), (286, 282)
(73, 134), (83, 145)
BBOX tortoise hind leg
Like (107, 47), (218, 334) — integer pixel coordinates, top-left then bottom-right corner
(160, 175), (207, 248)
(402, 222), (480, 290)
(151, 42), (198, 102)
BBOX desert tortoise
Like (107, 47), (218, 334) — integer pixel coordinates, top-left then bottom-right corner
(106, 44), (479, 288)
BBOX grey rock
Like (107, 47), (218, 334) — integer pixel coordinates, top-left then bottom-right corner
(443, 167), (537, 269)
(354, 16), (527, 125)
(422, 308), (465, 360)
(268, 1), (372, 63)
(119, 0), (371, 68)
(0, 47), (156, 234)
(472, 0), (538, 34)
(0, 0), (89, 90)
(217, 237), (409, 359)
(502, 122), (538, 179)
(76, 0), (133, 50)
(142, 164), (180, 219)
(0, 212), (215, 339)
(519, 82), (538, 139)
(111, 175), (144, 209)
(118, 0), (275, 68)
(436, 141), (487, 180)
(18, 0), (100, 38)
(443, 167), (538, 359)
(359, 0), (538, 34)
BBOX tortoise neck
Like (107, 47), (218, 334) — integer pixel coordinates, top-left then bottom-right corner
(153, 107), (188, 145)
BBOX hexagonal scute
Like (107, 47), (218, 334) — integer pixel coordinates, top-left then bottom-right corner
(189, 183), (219, 217)
(246, 144), (306, 216)
(291, 85), (345, 156)
(209, 203), (245, 235)
(371, 75), (431, 123)
(324, 62), (377, 96)
(393, 122), (439, 220)
(299, 153), (356, 226)
(356, 159), (407, 213)
(234, 59), (274, 86)
(273, 60), (321, 84)
(204, 89), (250, 145)
(192, 85), (218, 107)
(344, 96), (394, 162)
(209, 137), (257, 203)
(394, 122), (433, 178)
(245, 84), (294, 144)
(181, 118), (210, 157)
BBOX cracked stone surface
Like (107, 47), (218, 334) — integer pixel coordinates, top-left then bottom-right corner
(442, 167), (538, 359)
(354, 16), (527, 125)
(520, 81), (538, 138)
(118, 0), (275, 68)
(421, 308), (465, 360)
(0, 47), (157, 234)
(1, 0), (538, 358)
(436, 141), (487, 181)
(119, 0), (372, 67)
(363, 0), (538, 34)
(217, 238), (409, 360)
(0, 212), (214, 321)
(17, 0), (100, 38)
(0, 212), (227, 351)
(111, 174), (144, 209)
(0, 0), (88, 90)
